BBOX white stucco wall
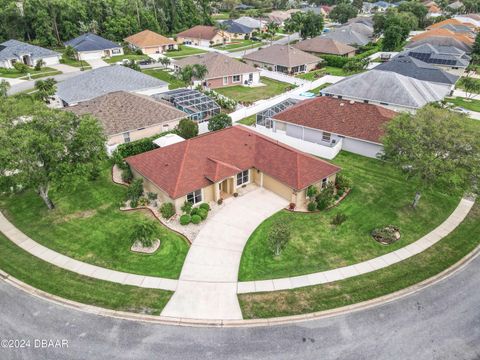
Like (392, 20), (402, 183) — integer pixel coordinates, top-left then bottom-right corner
(341, 137), (383, 158)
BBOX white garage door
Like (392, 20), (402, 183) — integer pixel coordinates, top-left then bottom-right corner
(79, 51), (103, 60)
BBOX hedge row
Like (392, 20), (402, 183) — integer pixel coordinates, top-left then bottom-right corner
(114, 131), (175, 161)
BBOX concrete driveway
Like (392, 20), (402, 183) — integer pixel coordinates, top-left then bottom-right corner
(161, 188), (288, 320)
(85, 58), (109, 68)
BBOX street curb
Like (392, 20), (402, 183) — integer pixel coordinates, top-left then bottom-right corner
(2, 243), (480, 328)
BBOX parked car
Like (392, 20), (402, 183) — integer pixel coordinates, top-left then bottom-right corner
(138, 58), (153, 65)
(452, 107), (470, 115)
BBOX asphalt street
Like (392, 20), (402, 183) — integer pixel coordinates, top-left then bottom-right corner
(1, 252), (480, 360)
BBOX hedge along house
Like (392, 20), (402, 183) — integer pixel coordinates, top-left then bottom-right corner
(242, 44), (320, 75)
(126, 126), (340, 212)
(255, 96), (397, 159)
(124, 30), (178, 55)
(65, 91), (187, 154)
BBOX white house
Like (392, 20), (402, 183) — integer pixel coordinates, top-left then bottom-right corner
(0, 40), (61, 69)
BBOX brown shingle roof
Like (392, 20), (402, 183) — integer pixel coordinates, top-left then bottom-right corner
(124, 30), (176, 48)
(411, 29), (474, 44)
(174, 52), (258, 79)
(126, 126), (340, 198)
(243, 44), (320, 68)
(427, 18), (475, 29)
(272, 97), (397, 144)
(293, 37), (356, 56)
(65, 91), (187, 136)
(177, 25), (219, 41)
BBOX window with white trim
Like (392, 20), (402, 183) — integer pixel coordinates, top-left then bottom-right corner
(111, 48), (121, 54)
(123, 132), (131, 143)
(236, 170), (249, 186)
(223, 76), (228, 85)
(187, 189), (202, 204)
(233, 74), (241, 82)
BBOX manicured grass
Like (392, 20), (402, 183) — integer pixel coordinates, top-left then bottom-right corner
(445, 96), (480, 112)
(215, 40), (264, 52)
(166, 45), (207, 58)
(238, 114), (257, 126)
(60, 57), (91, 69)
(0, 165), (189, 279)
(143, 68), (186, 89)
(0, 67), (61, 79)
(238, 151), (461, 281)
(212, 12), (230, 20)
(104, 54), (149, 64)
(215, 77), (294, 103)
(296, 66), (357, 80)
(239, 203), (480, 319)
(0, 232), (172, 315)
(456, 77), (480, 92)
(296, 69), (325, 81)
(310, 82), (332, 94)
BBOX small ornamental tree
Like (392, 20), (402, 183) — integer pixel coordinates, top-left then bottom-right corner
(130, 221), (158, 248)
(268, 219), (291, 256)
(35, 59), (45, 71)
(127, 179), (144, 206)
(34, 78), (57, 102)
(207, 113), (232, 132)
(0, 79), (10, 98)
(382, 106), (480, 208)
(461, 76), (480, 99)
(176, 118), (198, 139)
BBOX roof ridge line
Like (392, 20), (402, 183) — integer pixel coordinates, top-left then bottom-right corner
(172, 141), (190, 197)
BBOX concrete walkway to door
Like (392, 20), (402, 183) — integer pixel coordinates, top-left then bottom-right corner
(161, 188), (289, 320)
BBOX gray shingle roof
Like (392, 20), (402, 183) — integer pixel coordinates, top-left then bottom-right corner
(322, 26), (370, 46)
(243, 44), (320, 68)
(375, 55), (459, 85)
(405, 36), (472, 53)
(64, 33), (121, 52)
(57, 65), (168, 105)
(0, 39), (60, 62)
(223, 20), (254, 34)
(404, 43), (470, 67)
(321, 70), (451, 109)
(233, 16), (265, 29)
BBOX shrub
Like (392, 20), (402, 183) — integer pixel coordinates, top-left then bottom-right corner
(372, 225), (400, 244)
(306, 185), (318, 199)
(160, 202), (175, 219)
(307, 202), (317, 212)
(197, 208), (208, 220)
(130, 221), (158, 248)
(191, 214), (202, 224)
(121, 166), (133, 183)
(217, 198), (223, 205)
(335, 173), (352, 191)
(126, 179), (143, 203)
(207, 113), (232, 132)
(337, 189), (345, 197)
(176, 118), (198, 139)
(199, 203), (210, 211)
(316, 183), (335, 210)
(130, 198), (138, 208)
(334, 194), (340, 200)
(181, 201), (193, 214)
(179, 214), (191, 225)
(268, 219), (291, 256)
(147, 192), (158, 201)
(138, 197), (149, 206)
(289, 203), (296, 210)
(13, 62), (29, 74)
(233, 192), (239, 197)
(190, 207), (199, 216)
(320, 55), (350, 68)
(116, 138), (157, 159)
(331, 213), (347, 226)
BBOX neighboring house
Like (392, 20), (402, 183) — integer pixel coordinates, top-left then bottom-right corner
(124, 30), (177, 55)
(176, 25), (228, 47)
(447, 1), (464, 11)
(126, 126), (341, 212)
(433, 23), (476, 35)
(347, 22), (375, 38)
(405, 36), (472, 53)
(65, 91), (187, 152)
(410, 29), (474, 45)
(404, 43), (471, 76)
(320, 69), (452, 112)
(348, 16), (375, 28)
(300, 6), (332, 17)
(173, 52), (260, 89)
(427, 18), (475, 31)
(427, 4), (442, 18)
(322, 26), (371, 47)
(256, 96), (397, 159)
(243, 44), (320, 74)
(375, 54), (459, 86)
(64, 33), (123, 60)
(294, 37), (357, 57)
(233, 16), (266, 31)
(454, 14), (480, 27)
(0, 39), (61, 69)
(56, 65), (169, 106)
(267, 10), (300, 26)
(363, 1), (396, 13)
(222, 20), (255, 40)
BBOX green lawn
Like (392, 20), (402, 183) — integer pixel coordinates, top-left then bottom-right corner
(310, 82), (332, 94)
(166, 45), (207, 58)
(104, 54), (150, 64)
(238, 114), (257, 126)
(215, 77), (293, 103)
(212, 12), (230, 20)
(445, 97), (480, 112)
(143, 68), (185, 89)
(238, 151), (461, 281)
(60, 56), (91, 69)
(0, 232), (172, 315)
(0, 67), (61, 79)
(456, 77), (480, 92)
(239, 203), (480, 319)
(214, 40), (264, 52)
(297, 67), (363, 80)
(296, 69), (326, 81)
(0, 165), (189, 279)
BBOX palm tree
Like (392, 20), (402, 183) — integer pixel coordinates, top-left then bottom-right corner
(0, 79), (10, 98)
(34, 78), (57, 103)
(177, 65), (194, 87)
(158, 56), (171, 69)
(216, 21), (230, 45)
(266, 21), (279, 45)
(177, 64), (209, 88)
(192, 64), (208, 85)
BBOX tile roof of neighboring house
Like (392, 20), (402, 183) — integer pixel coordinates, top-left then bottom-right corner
(57, 65), (168, 105)
(267, 9), (300, 24)
(126, 126), (340, 198)
(174, 52), (258, 79)
(177, 25), (219, 41)
(411, 29), (474, 44)
(223, 20), (254, 34)
(427, 18), (475, 29)
(447, 0), (463, 9)
(321, 70), (452, 109)
(243, 44), (320, 68)
(428, 4), (441, 13)
(64, 33), (121, 52)
(293, 37), (356, 55)
(64, 91), (186, 137)
(322, 26), (370, 46)
(0, 39), (60, 62)
(375, 54), (459, 85)
(233, 16), (265, 29)
(347, 22), (374, 37)
(405, 43), (471, 67)
(124, 30), (176, 48)
(405, 36), (472, 53)
(347, 16), (374, 27)
(272, 96), (397, 144)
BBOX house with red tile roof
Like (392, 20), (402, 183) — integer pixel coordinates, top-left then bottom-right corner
(124, 30), (177, 55)
(255, 96), (397, 159)
(126, 126), (340, 211)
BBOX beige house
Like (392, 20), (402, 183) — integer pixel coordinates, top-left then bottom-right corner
(126, 126), (340, 212)
(293, 37), (357, 57)
(243, 44), (321, 74)
(176, 25), (232, 47)
(65, 91), (187, 153)
(124, 30), (178, 55)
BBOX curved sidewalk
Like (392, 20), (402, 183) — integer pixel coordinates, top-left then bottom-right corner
(0, 213), (177, 291)
(237, 197), (475, 294)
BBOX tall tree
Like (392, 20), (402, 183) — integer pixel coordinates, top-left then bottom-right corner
(0, 101), (106, 209)
(328, 3), (358, 24)
(382, 106), (480, 207)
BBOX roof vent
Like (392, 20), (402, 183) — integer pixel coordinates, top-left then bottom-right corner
(164, 163), (169, 167)
(340, 103), (345, 106)
(349, 100), (355, 104)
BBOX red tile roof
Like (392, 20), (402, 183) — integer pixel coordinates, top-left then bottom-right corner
(126, 126), (340, 198)
(272, 97), (397, 144)
(177, 25), (219, 41)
